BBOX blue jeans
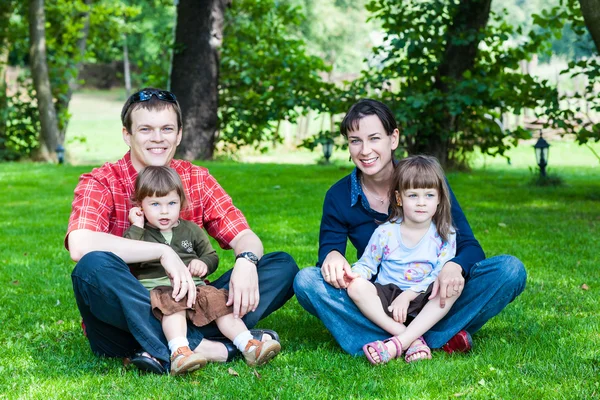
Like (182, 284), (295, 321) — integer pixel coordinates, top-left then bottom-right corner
(72, 251), (298, 365)
(293, 255), (526, 355)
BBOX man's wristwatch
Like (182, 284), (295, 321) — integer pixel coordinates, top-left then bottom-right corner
(235, 251), (259, 266)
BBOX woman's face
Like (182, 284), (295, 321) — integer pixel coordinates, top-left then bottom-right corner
(347, 114), (399, 179)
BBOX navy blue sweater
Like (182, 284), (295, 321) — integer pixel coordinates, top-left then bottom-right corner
(318, 169), (485, 277)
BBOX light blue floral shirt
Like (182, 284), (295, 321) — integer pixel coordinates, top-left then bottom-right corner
(351, 220), (456, 293)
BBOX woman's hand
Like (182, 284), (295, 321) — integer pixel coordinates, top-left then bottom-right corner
(429, 261), (464, 308)
(128, 207), (145, 228)
(321, 251), (358, 289)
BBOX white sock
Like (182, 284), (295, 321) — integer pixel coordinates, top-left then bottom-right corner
(167, 336), (189, 355)
(233, 330), (254, 352)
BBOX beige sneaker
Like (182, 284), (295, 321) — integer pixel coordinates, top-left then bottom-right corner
(170, 346), (207, 376)
(242, 339), (281, 366)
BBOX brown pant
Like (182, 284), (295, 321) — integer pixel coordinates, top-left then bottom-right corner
(374, 282), (434, 318)
(150, 285), (233, 327)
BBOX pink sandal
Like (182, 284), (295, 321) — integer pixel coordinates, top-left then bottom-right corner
(362, 336), (403, 365)
(404, 336), (431, 363)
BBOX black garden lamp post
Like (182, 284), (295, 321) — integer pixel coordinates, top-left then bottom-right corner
(533, 133), (550, 177)
(56, 144), (65, 164)
(322, 137), (334, 164)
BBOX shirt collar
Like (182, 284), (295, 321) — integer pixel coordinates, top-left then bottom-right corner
(350, 167), (394, 218)
(350, 168), (373, 212)
(118, 151), (139, 188)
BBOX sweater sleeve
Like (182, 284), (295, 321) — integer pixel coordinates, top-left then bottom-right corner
(191, 224), (219, 275)
(351, 227), (384, 280)
(447, 182), (485, 276)
(317, 188), (349, 268)
(123, 225), (145, 240)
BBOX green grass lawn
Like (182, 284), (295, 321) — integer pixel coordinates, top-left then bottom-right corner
(0, 157), (598, 399)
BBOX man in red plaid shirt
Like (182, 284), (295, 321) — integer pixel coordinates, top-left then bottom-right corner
(67, 88), (298, 374)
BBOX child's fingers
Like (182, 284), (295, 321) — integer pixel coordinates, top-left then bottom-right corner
(392, 306), (400, 323)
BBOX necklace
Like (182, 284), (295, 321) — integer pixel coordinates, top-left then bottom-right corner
(361, 178), (387, 205)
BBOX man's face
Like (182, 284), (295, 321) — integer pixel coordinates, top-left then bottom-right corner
(122, 107), (182, 171)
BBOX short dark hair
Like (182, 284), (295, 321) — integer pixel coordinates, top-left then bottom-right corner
(121, 87), (183, 133)
(132, 166), (187, 210)
(340, 99), (398, 137)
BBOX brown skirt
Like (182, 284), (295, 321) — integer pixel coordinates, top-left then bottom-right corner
(374, 282), (435, 318)
(150, 285), (233, 327)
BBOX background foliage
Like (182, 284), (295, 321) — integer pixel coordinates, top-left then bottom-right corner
(218, 0), (332, 151)
(1, 0), (599, 163)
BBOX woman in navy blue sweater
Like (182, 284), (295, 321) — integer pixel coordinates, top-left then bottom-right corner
(293, 99), (526, 359)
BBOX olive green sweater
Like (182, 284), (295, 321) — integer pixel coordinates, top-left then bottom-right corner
(123, 219), (219, 280)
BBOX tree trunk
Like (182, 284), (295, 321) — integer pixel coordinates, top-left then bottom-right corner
(0, 1), (9, 148)
(0, 47), (8, 152)
(56, 0), (92, 143)
(579, 0), (600, 54)
(412, 0), (492, 167)
(171, 0), (231, 161)
(123, 33), (131, 96)
(29, 0), (60, 161)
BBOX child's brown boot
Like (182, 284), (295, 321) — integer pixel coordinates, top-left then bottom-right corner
(170, 346), (207, 376)
(242, 339), (281, 366)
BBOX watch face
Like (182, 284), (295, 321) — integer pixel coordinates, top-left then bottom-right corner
(238, 252), (258, 264)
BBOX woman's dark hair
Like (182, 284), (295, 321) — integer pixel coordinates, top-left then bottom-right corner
(340, 99), (398, 137)
(387, 155), (454, 242)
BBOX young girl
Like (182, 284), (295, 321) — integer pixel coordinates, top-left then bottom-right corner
(124, 166), (281, 375)
(346, 155), (457, 365)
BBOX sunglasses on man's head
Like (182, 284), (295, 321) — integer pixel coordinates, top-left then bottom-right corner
(122, 89), (178, 120)
(130, 89), (177, 104)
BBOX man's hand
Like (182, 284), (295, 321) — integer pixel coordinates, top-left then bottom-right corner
(160, 247), (196, 309)
(128, 207), (145, 228)
(321, 251), (359, 289)
(188, 259), (208, 278)
(429, 261), (464, 308)
(389, 290), (418, 323)
(226, 258), (259, 318)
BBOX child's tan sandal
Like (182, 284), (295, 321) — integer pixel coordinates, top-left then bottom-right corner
(170, 346), (207, 376)
(242, 339), (281, 366)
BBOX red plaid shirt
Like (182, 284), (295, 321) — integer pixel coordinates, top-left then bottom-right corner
(66, 152), (249, 249)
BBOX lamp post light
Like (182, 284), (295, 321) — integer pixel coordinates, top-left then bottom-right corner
(322, 138), (334, 164)
(56, 144), (65, 164)
(533, 133), (550, 177)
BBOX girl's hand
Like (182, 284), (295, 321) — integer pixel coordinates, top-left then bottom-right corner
(128, 207), (145, 228)
(188, 259), (208, 278)
(389, 290), (418, 323)
(321, 251), (358, 289)
(429, 261), (464, 308)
